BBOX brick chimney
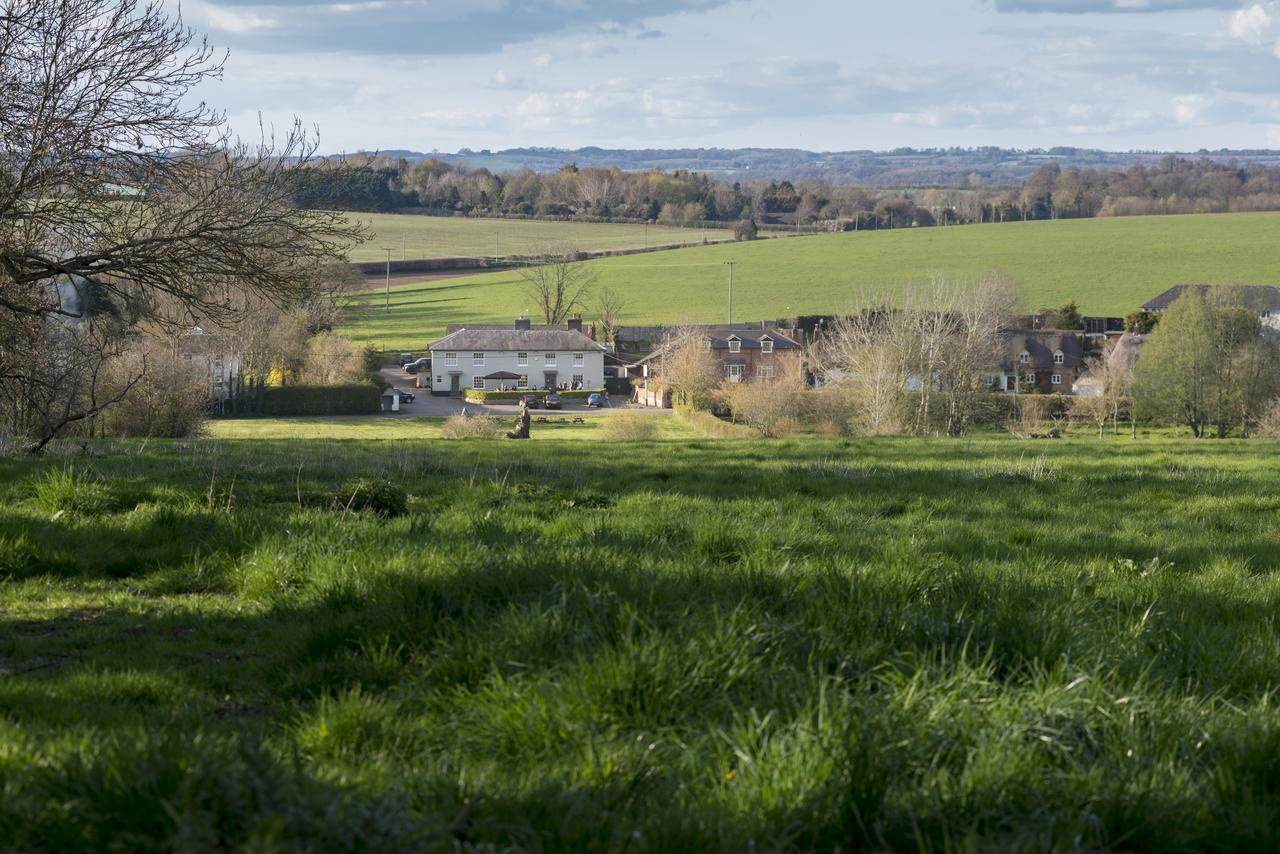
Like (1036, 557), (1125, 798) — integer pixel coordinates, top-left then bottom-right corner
(566, 315), (582, 332)
(515, 317), (531, 330)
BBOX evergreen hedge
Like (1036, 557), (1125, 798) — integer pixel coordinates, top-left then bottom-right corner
(260, 385), (381, 416)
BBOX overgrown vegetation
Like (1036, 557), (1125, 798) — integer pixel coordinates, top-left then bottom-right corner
(1, 434), (1280, 848)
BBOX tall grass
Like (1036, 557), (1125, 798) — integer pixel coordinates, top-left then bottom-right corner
(1, 434), (1280, 847)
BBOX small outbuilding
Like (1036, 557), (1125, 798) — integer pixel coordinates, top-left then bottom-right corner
(380, 385), (400, 413)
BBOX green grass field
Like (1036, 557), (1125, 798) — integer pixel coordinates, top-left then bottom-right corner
(204, 413), (696, 440)
(3, 432), (1280, 848)
(345, 213), (733, 262)
(340, 213), (1280, 352)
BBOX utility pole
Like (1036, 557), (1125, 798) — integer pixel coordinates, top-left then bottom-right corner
(495, 232), (500, 261)
(383, 248), (393, 312)
(401, 235), (406, 260)
(724, 260), (736, 325)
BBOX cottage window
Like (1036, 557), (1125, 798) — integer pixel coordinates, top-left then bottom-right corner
(517, 374), (529, 390)
(761, 338), (774, 353)
(1026, 372), (1037, 384)
(728, 364), (744, 382)
(1053, 350), (1064, 364)
(1018, 351), (1029, 364)
(435, 376), (442, 384)
(473, 377), (486, 390)
(728, 338), (741, 353)
(545, 352), (556, 365)
(757, 365), (776, 379)
(517, 352), (528, 366)
(573, 352), (584, 366)
(1051, 374), (1062, 385)
(572, 374), (584, 389)
(445, 352), (457, 367)
(473, 352), (485, 366)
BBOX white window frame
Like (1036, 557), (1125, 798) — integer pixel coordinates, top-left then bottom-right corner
(544, 352), (556, 365)
(1050, 373), (1062, 385)
(473, 377), (486, 390)
(572, 374), (584, 388)
(761, 338), (774, 354)
(435, 376), (442, 384)
(757, 365), (776, 379)
(517, 352), (528, 367)
(728, 337), (741, 354)
(473, 352), (485, 366)
(1053, 351), (1064, 365)
(1018, 351), (1029, 364)
(444, 352), (457, 367)
(573, 352), (584, 366)
(728, 364), (744, 382)
(517, 374), (529, 390)
(1026, 372), (1037, 384)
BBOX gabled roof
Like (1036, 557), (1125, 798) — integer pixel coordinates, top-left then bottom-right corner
(1142, 284), (1280, 313)
(704, 326), (802, 351)
(631, 325), (803, 366)
(429, 328), (606, 352)
(999, 329), (1084, 370)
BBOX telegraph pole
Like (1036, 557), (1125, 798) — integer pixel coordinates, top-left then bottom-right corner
(383, 248), (393, 312)
(724, 260), (736, 325)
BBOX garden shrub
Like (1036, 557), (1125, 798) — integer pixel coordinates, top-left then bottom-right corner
(441, 415), (502, 438)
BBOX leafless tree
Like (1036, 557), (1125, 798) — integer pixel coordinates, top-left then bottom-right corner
(595, 287), (625, 348)
(0, 0), (363, 448)
(651, 326), (722, 409)
(1, 0), (362, 324)
(517, 244), (596, 324)
(818, 273), (1020, 436)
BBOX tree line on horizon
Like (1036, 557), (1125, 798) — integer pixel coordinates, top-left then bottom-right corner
(285, 153), (1280, 230)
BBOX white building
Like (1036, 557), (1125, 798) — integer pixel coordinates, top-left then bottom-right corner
(178, 327), (241, 401)
(427, 318), (607, 396)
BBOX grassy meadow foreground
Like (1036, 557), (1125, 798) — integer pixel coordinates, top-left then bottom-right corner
(345, 213), (733, 263)
(2, 432), (1280, 848)
(341, 213), (1280, 351)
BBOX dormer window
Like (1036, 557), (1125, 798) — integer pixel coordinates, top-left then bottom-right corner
(1018, 351), (1029, 364)
(728, 336), (741, 353)
(1053, 350), (1064, 364)
(761, 337), (774, 354)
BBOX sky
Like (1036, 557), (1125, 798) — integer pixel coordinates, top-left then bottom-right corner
(173, 0), (1280, 153)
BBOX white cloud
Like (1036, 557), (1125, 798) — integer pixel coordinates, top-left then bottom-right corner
(1229, 3), (1275, 42)
(204, 6), (279, 33)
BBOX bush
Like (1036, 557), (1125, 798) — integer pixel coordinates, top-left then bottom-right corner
(462, 388), (604, 403)
(30, 466), (115, 515)
(336, 477), (407, 517)
(259, 384), (380, 416)
(1255, 399), (1280, 438)
(603, 412), (658, 440)
(734, 219), (758, 241)
(441, 414), (502, 438)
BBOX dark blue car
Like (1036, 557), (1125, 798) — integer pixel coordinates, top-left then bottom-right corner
(587, 393), (604, 408)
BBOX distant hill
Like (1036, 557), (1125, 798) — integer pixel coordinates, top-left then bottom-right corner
(343, 146), (1280, 187)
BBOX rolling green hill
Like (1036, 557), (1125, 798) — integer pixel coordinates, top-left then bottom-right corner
(345, 213), (733, 262)
(341, 213), (1280, 352)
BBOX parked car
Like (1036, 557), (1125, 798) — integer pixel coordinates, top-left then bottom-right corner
(404, 357), (430, 374)
(544, 392), (562, 409)
(521, 394), (540, 409)
(397, 353), (414, 367)
(397, 390), (415, 404)
(587, 393), (604, 408)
